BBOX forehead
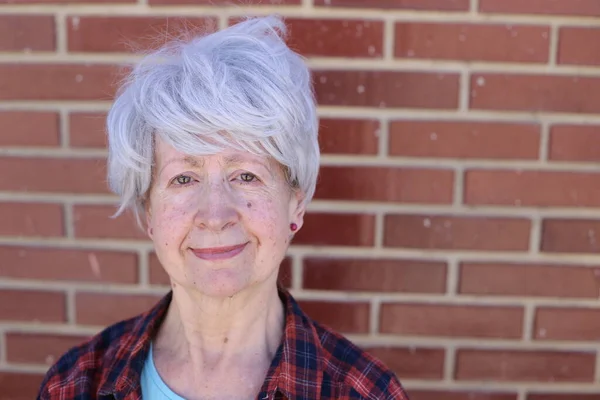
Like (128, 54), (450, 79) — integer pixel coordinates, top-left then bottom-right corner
(154, 135), (276, 168)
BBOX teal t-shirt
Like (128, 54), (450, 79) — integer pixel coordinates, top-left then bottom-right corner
(140, 344), (186, 400)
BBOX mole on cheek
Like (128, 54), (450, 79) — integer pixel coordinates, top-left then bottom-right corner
(247, 202), (252, 208)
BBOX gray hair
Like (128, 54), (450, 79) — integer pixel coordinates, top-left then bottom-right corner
(106, 15), (320, 224)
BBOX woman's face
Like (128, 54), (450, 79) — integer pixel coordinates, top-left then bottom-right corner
(146, 136), (304, 297)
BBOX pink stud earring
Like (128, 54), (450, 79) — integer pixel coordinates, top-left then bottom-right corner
(290, 223), (298, 232)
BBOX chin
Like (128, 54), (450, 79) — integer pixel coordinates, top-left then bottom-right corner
(186, 269), (253, 298)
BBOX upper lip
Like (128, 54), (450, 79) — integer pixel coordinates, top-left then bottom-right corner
(190, 243), (247, 254)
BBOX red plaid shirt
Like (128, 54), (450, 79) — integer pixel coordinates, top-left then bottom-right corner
(37, 288), (409, 399)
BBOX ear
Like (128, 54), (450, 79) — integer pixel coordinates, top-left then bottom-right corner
(144, 202), (154, 240)
(289, 189), (306, 232)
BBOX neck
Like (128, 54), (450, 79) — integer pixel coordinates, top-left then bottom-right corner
(153, 279), (285, 373)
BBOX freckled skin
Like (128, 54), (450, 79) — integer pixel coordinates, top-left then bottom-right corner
(145, 136), (305, 298)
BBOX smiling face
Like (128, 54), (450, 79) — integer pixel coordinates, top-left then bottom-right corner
(146, 136), (305, 297)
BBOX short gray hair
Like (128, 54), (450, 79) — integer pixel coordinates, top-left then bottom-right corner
(106, 15), (320, 224)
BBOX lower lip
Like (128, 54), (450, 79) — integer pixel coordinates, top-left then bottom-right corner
(191, 243), (247, 261)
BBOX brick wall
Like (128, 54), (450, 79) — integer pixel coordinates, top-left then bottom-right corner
(1, 1), (600, 399)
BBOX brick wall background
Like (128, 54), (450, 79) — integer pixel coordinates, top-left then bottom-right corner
(1, 0), (600, 399)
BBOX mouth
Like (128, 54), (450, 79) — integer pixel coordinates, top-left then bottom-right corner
(190, 243), (248, 261)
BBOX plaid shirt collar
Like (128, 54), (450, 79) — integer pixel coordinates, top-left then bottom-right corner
(97, 287), (324, 400)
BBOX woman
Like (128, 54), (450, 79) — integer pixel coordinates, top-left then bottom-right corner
(37, 16), (409, 400)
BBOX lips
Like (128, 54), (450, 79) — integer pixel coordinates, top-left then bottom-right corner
(190, 243), (248, 261)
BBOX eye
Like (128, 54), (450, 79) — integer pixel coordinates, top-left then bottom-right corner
(239, 172), (257, 183)
(173, 175), (193, 185)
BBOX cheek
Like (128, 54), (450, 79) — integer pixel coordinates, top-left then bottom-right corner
(247, 197), (289, 242)
(150, 193), (194, 243)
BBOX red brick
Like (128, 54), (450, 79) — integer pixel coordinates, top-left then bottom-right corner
(465, 170), (600, 207)
(6, 332), (89, 365)
(314, 70), (459, 109)
(364, 347), (444, 380)
(303, 258), (446, 293)
(315, 166), (453, 203)
(455, 349), (595, 382)
(395, 23), (549, 63)
(73, 205), (147, 240)
(549, 125), (600, 162)
(0, 289), (66, 322)
(297, 301), (369, 333)
(0, 372), (45, 400)
(389, 121), (539, 159)
(410, 391), (517, 400)
(0, 15), (55, 51)
(480, 0), (600, 16)
(314, 0), (468, 11)
(68, 16), (216, 53)
(535, 307), (600, 341)
(384, 214), (530, 251)
(150, 0), (298, 5)
(541, 219), (600, 254)
(470, 74), (600, 114)
(459, 262), (600, 299)
(148, 252), (168, 285)
(559, 28), (600, 66)
(319, 118), (379, 155)
(0, 246), (138, 284)
(76, 292), (162, 326)
(69, 112), (107, 148)
(0, 64), (120, 100)
(0, 157), (108, 194)
(528, 394), (600, 400)
(0, 202), (64, 237)
(0, 111), (59, 146)
(294, 213), (375, 247)
(380, 303), (522, 338)
(284, 19), (383, 58)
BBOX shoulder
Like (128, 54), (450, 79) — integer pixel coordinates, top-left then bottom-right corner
(37, 316), (140, 399)
(313, 322), (409, 400)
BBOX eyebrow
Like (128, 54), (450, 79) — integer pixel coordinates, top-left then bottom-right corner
(158, 156), (202, 176)
(158, 154), (273, 176)
(223, 154), (275, 178)
(222, 154), (267, 166)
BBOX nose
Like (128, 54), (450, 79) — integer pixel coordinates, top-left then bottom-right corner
(193, 178), (238, 232)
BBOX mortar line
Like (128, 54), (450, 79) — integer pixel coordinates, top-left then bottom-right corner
(594, 346), (600, 382)
(369, 297), (381, 336)
(445, 257), (460, 296)
(292, 253), (303, 291)
(459, 68), (470, 112)
(539, 120), (551, 162)
(54, 12), (67, 55)
(470, 0), (479, 14)
(59, 108), (70, 148)
(2, 6), (599, 25)
(138, 249), (149, 286)
(443, 344), (456, 381)
(529, 214), (542, 255)
(452, 166), (464, 207)
(373, 212), (385, 249)
(217, 14), (228, 30)
(0, 329), (6, 364)
(65, 288), (76, 325)
(549, 23), (560, 66)
(63, 202), (75, 239)
(382, 18), (395, 62)
(522, 303), (535, 341)
(377, 118), (389, 158)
